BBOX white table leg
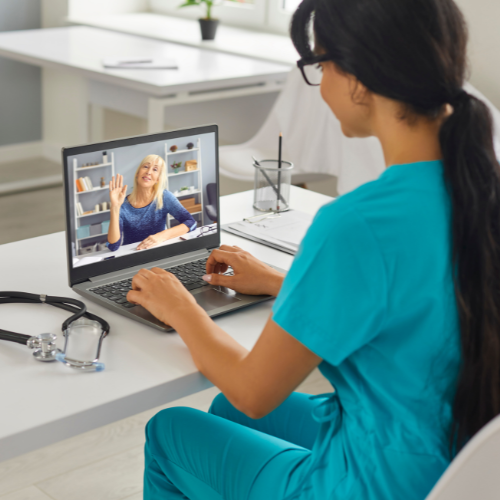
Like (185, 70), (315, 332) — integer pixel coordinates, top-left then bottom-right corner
(89, 103), (105, 143)
(42, 68), (89, 160)
(147, 97), (165, 134)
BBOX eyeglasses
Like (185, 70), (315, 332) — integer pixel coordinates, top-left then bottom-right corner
(196, 225), (217, 237)
(297, 54), (332, 86)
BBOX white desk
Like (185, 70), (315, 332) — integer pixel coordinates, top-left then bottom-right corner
(0, 186), (332, 462)
(0, 26), (290, 159)
(69, 12), (298, 66)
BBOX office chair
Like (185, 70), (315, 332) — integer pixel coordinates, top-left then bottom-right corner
(220, 72), (500, 195)
(205, 183), (218, 222)
(425, 414), (500, 500)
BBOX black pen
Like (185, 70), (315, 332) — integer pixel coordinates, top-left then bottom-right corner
(277, 133), (282, 211)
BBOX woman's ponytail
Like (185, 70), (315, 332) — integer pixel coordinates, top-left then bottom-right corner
(439, 92), (500, 451)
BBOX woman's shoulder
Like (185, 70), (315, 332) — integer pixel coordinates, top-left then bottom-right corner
(162, 189), (177, 202)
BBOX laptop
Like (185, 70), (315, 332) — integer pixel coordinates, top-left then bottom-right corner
(62, 124), (282, 332)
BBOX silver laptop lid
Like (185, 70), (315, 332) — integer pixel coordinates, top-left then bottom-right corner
(62, 125), (220, 287)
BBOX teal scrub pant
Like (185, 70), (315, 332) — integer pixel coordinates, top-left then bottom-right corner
(144, 392), (324, 500)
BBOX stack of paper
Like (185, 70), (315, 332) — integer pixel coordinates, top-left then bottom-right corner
(222, 210), (313, 255)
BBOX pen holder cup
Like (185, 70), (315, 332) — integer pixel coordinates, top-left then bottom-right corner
(253, 160), (293, 212)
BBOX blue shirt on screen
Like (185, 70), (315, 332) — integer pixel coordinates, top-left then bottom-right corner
(107, 190), (197, 251)
(272, 160), (460, 500)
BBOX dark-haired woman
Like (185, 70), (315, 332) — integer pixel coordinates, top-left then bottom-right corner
(130, 0), (500, 499)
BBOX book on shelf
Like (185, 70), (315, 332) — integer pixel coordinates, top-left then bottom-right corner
(76, 202), (84, 216)
(76, 176), (95, 192)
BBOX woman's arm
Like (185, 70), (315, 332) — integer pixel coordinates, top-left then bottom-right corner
(180, 308), (322, 418)
(136, 190), (196, 250)
(166, 191), (197, 231)
(108, 175), (127, 249)
(127, 247), (321, 418)
(136, 223), (189, 250)
(108, 205), (121, 245)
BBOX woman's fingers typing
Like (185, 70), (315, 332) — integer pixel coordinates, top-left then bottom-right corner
(204, 246), (284, 297)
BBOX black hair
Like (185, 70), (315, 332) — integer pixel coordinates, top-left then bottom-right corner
(291, 0), (500, 454)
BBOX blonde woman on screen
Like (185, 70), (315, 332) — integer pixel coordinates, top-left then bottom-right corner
(107, 154), (196, 251)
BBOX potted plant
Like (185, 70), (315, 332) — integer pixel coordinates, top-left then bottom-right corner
(179, 0), (220, 40)
(170, 161), (182, 174)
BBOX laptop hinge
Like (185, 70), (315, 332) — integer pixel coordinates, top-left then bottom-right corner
(88, 248), (209, 283)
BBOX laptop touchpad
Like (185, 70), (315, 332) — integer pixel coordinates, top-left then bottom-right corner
(194, 288), (241, 311)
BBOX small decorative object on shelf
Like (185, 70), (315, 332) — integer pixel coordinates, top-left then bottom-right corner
(179, 0), (220, 41)
(103, 151), (108, 163)
(185, 160), (198, 171)
(170, 145), (178, 152)
(187, 142), (194, 150)
(170, 161), (182, 173)
(180, 186), (189, 193)
(100, 177), (105, 188)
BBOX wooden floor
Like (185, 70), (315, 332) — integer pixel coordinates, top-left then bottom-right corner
(0, 370), (331, 500)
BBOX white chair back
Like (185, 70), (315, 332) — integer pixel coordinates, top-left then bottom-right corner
(425, 414), (500, 500)
(219, 70), (500, 195)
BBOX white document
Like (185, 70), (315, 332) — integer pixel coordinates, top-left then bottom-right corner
(227, 210), (313, 252)
(102, 58), (178, 70)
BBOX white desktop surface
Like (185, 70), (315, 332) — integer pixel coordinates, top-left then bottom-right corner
(69, 12), (298, 66)
(0, 26), (290, 96)
(0, 187), (332, 462)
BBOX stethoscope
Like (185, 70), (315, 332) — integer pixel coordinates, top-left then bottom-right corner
(0, 291), (110, 372)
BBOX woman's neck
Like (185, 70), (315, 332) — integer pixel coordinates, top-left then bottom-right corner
(370, 96), (449, 167)
(132, 187), (154, 207)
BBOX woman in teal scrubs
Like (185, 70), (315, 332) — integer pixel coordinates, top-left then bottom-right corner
(129, 0), (500, 498)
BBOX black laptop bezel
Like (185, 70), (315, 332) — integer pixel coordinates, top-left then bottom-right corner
(62, 125), (220, 286)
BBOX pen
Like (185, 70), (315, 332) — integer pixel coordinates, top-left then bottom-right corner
(277, 133), (282, 211)
(117, 60), (154, 65)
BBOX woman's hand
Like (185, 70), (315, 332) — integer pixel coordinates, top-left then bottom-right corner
(136, 233), (164, 250)
(127, 267), (200, 327)
(203, 245), (284, 297)
(109, 174), (128, 208)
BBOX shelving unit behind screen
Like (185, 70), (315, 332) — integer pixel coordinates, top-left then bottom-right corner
(73, 152), (115, 255)
(164, 138), (204, 230)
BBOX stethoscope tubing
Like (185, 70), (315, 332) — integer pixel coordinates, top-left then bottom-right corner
(0, 291), (110, 342)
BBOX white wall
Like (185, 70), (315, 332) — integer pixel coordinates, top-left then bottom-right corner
(0, 0), (42, 147)
(455, 0), (500, 108)
(68, 0), (148, 18)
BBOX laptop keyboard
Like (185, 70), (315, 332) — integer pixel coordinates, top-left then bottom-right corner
(89, 258), (234, 309)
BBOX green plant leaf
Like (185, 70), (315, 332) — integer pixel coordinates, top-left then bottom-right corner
(178, 0), (200, 7)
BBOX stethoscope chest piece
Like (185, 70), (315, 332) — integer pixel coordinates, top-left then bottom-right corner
(27, 333), (61, 362)
(1, 291), (110, 373)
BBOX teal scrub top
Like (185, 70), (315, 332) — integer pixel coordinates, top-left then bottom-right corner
(272, 160), (461, 500)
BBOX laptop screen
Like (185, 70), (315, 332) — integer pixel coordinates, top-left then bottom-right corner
(63, 126), (219, 282)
